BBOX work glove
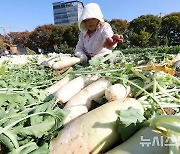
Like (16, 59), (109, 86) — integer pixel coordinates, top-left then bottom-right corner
(80, 54), (88, 65)
(75, 52), (88, 65)
(104, 34), (124, 49)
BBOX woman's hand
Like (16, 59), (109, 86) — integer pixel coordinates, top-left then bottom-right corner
(104, 34), (124, 49)
(80, 54), (88, 65)
(112, 34), (124, 43)
(75, 52), (88, 65)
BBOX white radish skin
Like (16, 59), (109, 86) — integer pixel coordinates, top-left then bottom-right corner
(50, 98), (144, 154)
(174, 53), (180, 63)
(65, 79), (111, 108)
(53, 75), (98, 104)
(37, 55), (47, 65)
(0, 57), (30, 66)
(37, 54), (71, 66)
(46, 57), (60, 67)
(105, 127), (168, 154)
(52, 57), (80, 70)
(48, 56), (71, 67)
(105, 84), (130, 102)
(63, 105), (88, 126)
(45, 74), (72, 94)
(63, 79), (111, 125)
(10, 58), (30, 65)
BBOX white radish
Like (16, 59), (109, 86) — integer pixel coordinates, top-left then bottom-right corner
(43, 57), (60, 67)
(63, 106), (88, 126)
(39, 56), (69, 67)
(52, 57), (80, 70)
(53, 74), (98, 105)
(105, 127), (168, 154)
(50, 98), (144, 154)
(45, 74), (72, 94)
(105, 84), (130, 102)
(174, 53), (180, 63)
(37, 55), (47, 65)
(0, 56), (30, 66)
(63, 79), (111, 125)
(48, 56), (71, 67)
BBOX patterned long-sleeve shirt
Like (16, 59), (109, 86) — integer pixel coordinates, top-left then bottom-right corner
(75, 22), (115, 57)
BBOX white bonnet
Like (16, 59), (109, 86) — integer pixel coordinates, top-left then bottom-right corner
(78, 3), (104, 34)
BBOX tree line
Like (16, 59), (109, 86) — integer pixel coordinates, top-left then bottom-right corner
(0, 12), (179, 54)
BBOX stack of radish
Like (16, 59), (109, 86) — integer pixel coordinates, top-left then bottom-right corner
(44, 72), (144, 154)
(37, 54), (80, 69)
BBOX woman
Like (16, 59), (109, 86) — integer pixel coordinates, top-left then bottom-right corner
(75, 3), (124, 64)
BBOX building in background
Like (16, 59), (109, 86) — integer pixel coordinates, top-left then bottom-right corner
(53, 0), (84, 25)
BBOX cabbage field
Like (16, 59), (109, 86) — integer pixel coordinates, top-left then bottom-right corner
(0, 46), (180, 154)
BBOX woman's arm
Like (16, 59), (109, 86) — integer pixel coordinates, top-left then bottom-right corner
(104, 34), (124, 49)
(75, 33), (86, 57)
(101, 22), (124, 49)
(75, 33), (88, 64)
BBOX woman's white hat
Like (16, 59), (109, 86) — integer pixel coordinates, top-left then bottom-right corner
(78, 3), (104, 35)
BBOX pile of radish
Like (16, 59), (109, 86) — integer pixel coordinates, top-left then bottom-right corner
(47, 52), (179, 154)
(47, 74), (144, 154)
(45, 73), (131, 126)
(0, 50), (179, 154)
(50, 98), (144, 154)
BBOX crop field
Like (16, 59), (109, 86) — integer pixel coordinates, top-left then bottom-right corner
(0, 46), (179, 154)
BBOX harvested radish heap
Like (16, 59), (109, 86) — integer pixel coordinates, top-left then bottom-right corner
(52, 74), (99, 108)
(63, 78), (111, 125)
(50, 98), (144, 154)
(1, 48), (179, 154)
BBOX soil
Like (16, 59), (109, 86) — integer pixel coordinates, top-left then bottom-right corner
(158, 107), (176, 115)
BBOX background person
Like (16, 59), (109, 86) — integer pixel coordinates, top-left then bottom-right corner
(75, 3), (124, 64)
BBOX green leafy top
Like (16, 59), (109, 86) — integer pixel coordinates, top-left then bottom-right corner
(116, 107), (146, 141)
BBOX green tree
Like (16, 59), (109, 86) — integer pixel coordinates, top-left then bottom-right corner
(128, 28), (151, 47)
(50, 25), (67, 49)
(8, 31), (31, 46)
(149, 33), (160, 47)
(110, 19), (129, 34)
(128, 14), (162, 47)
(50, 23), (79, 54)
(26, 24), (54, 52)
(0, 36), (5, 53)
(63, 22), (79, 48)
(160, 12), (180, 46)
(160, 36), (169, 46)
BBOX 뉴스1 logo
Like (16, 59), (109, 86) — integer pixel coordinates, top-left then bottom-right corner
(140, 135), (180, 147)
